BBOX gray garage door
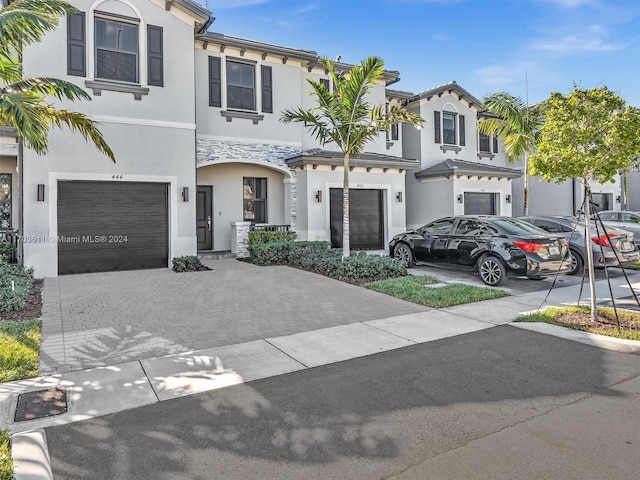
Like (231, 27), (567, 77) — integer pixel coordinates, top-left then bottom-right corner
(464, 192), (498, 215)
(57, 181), (169, 275)
(330, 188), (384, 250)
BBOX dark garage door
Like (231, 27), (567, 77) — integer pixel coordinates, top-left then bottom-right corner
(330, 188), (383, 250)
(464, 192), (498, 215)
(58, 181), (169, 275)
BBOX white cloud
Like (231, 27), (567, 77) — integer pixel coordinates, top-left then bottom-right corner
(539, 0), (599, 7)
(532, 35), (627, 55)
(432, 32), (455, 42)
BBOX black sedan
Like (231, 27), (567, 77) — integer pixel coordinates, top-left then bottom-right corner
(389, 216), (572, 286)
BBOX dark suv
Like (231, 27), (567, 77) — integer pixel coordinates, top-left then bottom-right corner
(389, 215), (572, 286)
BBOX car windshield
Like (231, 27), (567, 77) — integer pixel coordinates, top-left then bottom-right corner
(491, 218), (550, 236)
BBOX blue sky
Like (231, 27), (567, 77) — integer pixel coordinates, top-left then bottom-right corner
(196, 0), (640, 106)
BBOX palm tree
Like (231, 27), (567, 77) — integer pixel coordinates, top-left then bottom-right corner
(0, 0), (114, 161)
(280, 56), (423, 257)
(477, 92), (545, 215)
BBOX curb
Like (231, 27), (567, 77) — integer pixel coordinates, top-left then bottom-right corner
(11, 429), (53, 480)
(510, 322), (640, 355)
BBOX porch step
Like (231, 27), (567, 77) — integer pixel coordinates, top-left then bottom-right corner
(198, 250), (236, 261)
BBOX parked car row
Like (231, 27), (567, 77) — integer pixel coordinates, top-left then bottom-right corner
(389, 214), (640, 287)
(596, 210), (640, 245)
(520, 215), (639, 275)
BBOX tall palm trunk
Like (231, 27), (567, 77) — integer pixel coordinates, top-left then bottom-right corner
(342, 153), (350, 258)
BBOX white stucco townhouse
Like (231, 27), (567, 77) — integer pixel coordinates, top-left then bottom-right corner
(399, 81), (522, 229)
(0, 0), (419, 277)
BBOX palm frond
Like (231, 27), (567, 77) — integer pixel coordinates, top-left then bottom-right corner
(5, 77), (92, 101)
(35, 107), (115, 162)
(0, 0), (76, 52)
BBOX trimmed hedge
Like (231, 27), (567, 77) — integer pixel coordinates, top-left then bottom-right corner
(248, 230), (297, 245)
(0, 264), (34, 313)
(249, 240), (406, 283)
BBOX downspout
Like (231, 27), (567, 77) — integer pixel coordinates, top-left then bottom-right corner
(572, 177), (576, 215)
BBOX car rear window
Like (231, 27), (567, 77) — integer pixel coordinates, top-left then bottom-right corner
(491, 218), (550, 235)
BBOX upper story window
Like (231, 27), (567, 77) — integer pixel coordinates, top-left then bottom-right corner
(66, 6), (164, 99)
(209, 57), (272, 122)
(478, 132), (499, 158)
(434, 110), (465, 151)
(227, 60), (255, 111)
(94, 16), (139, 83)
(479, 133), (491, 152)
(442, 112), (456, 145)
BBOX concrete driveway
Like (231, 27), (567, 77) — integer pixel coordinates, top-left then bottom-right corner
(39, 259), (430, 374)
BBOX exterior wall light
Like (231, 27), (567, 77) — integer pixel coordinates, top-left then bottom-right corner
(506, 194), (511, 204)
(37, 184), (45, 202)
(182, 186), (189, 202)
(315, 190), (322, 202)
(457, 194), (463, 204)
(396, 192), (403, 202)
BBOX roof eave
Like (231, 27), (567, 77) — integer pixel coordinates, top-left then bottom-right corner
(286, 153), (419, 170)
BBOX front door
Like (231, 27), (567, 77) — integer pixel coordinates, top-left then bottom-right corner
(196, 186), (212, 251)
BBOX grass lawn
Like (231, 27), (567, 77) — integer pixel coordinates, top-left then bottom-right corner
(516, 305), (640, 340)
(365, 275), (509, 308)
(622, 261), (640, 271)
(0, 429), (12, 480)
(0, 319), (41, 383)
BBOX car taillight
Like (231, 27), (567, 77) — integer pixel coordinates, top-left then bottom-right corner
(592, 233), (619, 247)
(513, 241), (545, 253)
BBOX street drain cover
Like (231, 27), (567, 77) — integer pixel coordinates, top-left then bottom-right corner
(14, 387), (67, 422)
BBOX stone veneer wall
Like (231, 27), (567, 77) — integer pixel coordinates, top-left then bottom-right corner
(197, 138), (300, 240)
(196, 139), (301, 168)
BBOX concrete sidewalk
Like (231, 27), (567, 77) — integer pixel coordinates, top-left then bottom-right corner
(4, 269), (640, 479)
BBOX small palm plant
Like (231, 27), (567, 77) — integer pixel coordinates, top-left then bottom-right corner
(477, 92), (545, 215)
(0, 0), (114, 161)
(281, 56), (423, 257)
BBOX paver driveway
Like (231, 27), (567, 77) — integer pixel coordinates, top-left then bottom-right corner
(39, 259), (429, 374)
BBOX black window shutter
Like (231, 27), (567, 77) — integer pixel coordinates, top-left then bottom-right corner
(147, 25), (163, 87)
(208, 56), (221, 107)
(493, 136), (499, 153)
(434, 111), (441, 143)
(67, 12), (86, 77)
(459, 114), (466, 146)
(261, 65), (273, 113)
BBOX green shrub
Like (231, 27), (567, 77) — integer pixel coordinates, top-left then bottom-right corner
(250, 239), (406, 283)
(0, 264), (34, 313)
(249, 241), (330, 266)
(172, 255), (211, 273)
(0, 429), (12, 480)
(248, 230), (297, 245)
(0, 242), (12, 264)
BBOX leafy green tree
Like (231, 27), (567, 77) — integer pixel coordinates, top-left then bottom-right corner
(477, 92), (545, 215)
(280, 56), (424, 257)
(0, 0), (114, 161)
(530, 86), (640, 321)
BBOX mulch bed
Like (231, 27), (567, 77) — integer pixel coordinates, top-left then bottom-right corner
(555, 311), (640, 333)
(0, 279), (43, 322)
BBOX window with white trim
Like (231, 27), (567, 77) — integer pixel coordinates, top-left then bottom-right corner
(434, 110), (465, 149)
(227, 60), (256, 111)
(67, 6), (164, 98)
(94, 15), (139, 83)
(243, 177), (267, 223)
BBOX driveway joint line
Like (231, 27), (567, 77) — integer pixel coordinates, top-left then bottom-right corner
(361, 321), (420, 344)
(137, 360), (161, 403)
(263, 339), (311, 369)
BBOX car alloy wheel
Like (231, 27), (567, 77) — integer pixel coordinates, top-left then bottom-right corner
(478, 255), (506, 286)
(567, 248), (584, 275)
(393, 243), (414, 267)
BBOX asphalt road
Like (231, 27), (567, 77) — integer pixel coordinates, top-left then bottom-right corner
(46, 326), (640, 480)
